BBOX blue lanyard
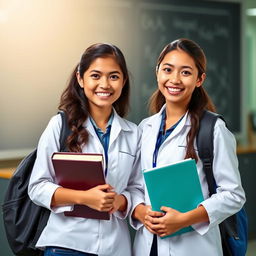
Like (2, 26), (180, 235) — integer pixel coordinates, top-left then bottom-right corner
(153, 131), (164, 168)
(153, 111), (183, 168)
(89, 115), (113, 176)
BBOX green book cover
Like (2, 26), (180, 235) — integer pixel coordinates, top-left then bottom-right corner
(143, 158), (204, 238)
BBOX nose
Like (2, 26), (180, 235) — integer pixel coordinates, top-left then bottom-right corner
(170, 71), (181, 84)
(99, 77), (110, 89)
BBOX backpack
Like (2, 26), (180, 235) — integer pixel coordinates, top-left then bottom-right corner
(197, 110), (248, 256)
(2, 111), (70, 256)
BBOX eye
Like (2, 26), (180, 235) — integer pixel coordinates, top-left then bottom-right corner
(91, 73), (100, 79)
(181, 70), (192, 76)
(110, 74), (119, 80)
(163, 67), (171, 73)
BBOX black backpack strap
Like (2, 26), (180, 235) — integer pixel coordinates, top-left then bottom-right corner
(197, 111), (241, 246)
(58, 110), (71, 152)
(35, 111), (71, 240)
(196, 110), (225, 196)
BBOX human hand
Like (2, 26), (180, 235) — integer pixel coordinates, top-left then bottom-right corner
(82, 184), (116, 212)
(109, 194), (127, 214)
(132, 204), (165, 234)
(145, 206), (186, 237)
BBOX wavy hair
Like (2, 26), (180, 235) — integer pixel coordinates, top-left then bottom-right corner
(149, 38), (216, 161)
(59, 43), (130, 152)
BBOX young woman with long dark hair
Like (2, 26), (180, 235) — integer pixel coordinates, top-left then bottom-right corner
(28, 43), (143, 256)
(131, 38), (245, 256)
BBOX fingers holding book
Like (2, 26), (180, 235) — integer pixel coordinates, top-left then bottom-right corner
(81, 184), (117, 212)
(145, 206), (187, 237)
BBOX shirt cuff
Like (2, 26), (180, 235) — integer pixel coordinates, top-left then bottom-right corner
(51, 205), (74, 214)
(192, 201), (214, 235)
(129, 200), (145, 230)
(45, 183), (74, 214)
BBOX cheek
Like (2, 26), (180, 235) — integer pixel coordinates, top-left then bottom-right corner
(157, 75), (168, 88)
(115, 84), (124, 98)
(82, 79), (95, 90)
(82, 85), (94, 98)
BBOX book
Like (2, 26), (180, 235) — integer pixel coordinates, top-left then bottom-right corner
(51, 152), (110, 220)
(143, 158), (204, 238)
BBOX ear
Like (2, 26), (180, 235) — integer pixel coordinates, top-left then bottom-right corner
(155, 66), (159, 81)
(196, 73), (206, 87)
(76, 72), (84, 88)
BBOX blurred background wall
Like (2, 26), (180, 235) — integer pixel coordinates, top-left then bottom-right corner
(1, 0), (255, 159)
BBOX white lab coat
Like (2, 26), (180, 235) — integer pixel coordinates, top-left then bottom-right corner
(28, 109), (144, 256)
(132, 106), (246, 256)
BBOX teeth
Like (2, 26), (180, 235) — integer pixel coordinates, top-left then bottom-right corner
(96, 92), (111, 96)
(167, 87), (182, 92)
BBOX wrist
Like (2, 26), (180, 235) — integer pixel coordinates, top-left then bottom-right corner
(133, 204), (146, 223)
(182, 205), (209, 227)
(74, 189), (89, 205)
(181, 212), (191, 228)
(117, 194), (127, 212)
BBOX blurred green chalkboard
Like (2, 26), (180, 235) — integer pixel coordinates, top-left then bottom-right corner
(128, 0), (241, 132)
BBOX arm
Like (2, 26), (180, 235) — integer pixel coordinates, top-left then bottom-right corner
(28, 115), (116, 214)
(196, 119), (246, 234)
(51, 184), (116, 212)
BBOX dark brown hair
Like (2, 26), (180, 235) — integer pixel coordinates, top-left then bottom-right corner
(59, 43), (130, 152)
(149, 38), (216, 161)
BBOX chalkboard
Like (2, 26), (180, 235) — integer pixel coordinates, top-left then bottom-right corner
(129, 0), (241, 132)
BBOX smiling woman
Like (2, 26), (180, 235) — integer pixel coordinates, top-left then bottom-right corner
(59, 43), (130, 152)
(26, 43), (143, 256)
(156, 49), (206, 115)
(76, 56), (125, 130)
(131, 38), (245, 256)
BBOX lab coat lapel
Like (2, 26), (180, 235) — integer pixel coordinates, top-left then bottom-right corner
(109, 109), (132, 148)
(142, 106), (191, 151)
(165, 111), (190, 141)
(83, 118), (104, 155)
(141, 109), (163, 165)
(83, 118), (98, 138)
(158, 111), (191, 153)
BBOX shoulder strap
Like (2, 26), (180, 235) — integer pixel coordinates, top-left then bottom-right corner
(58, 111), (71, 152)
(196, 110), (225, 196)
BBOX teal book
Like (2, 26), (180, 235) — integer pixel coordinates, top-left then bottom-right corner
(143, 158), (204, 238)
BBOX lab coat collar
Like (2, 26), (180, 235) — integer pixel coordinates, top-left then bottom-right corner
(144, 104), (191, 140)
(83, 108), (132, 143)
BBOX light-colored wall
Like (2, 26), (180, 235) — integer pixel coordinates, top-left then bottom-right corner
(1, 0), (253, 160)
(0, 0), (137, 159)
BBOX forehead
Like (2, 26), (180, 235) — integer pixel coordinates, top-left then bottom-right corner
(160, 49), (196, 68)
(88, 56), (121, 71)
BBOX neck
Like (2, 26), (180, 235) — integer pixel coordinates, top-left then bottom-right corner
(165, 102), (187, 129)
(89, 106), (112, 132)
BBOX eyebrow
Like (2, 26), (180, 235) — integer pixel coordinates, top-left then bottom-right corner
(163, 63), (193, 70)
(90, 70), (121, 74)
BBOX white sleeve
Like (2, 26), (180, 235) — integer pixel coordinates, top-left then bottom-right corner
(28, 114), (73, 213)
(128, 124), (145, 229)
(193, 118), (246, 235)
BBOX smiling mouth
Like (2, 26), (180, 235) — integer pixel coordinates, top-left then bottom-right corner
(95, 92), (112, 97)
(166, 86), (184, 93)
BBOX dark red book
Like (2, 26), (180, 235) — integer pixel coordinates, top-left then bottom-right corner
(51, 152), (110, 220)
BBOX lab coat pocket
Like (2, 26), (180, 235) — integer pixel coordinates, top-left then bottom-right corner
(178, 144), (198, 152)
(116, 151), (135, 191)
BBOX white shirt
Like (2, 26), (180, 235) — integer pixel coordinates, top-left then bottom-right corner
(28, 110), (144, 256)
(132, 106), (246, 256)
